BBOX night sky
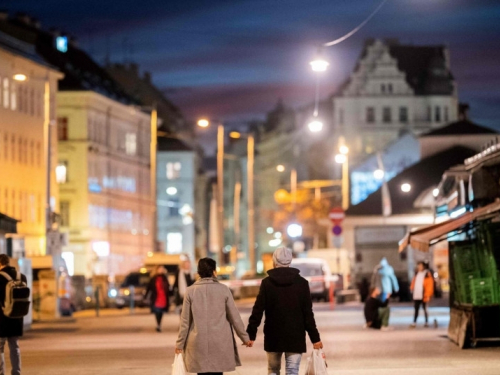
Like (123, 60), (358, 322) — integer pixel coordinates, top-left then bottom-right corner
(6, 0), (500, 129)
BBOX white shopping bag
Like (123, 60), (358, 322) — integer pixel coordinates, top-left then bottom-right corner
(172, 353), (187, 375)
(305, 349), (328, 375)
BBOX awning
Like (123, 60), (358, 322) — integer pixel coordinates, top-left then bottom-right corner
(399, 200), (500, 253)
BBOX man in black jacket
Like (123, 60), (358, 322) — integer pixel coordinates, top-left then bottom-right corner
(0, 254), (26, 375)
(364, 287), (391, 331)
(247, 247), (323, 375)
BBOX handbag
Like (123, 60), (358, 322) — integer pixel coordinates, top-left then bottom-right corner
(172, 353), (187, 375)
(305, 349), (328, 375)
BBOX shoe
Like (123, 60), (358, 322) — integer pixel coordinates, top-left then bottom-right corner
(156, 326), (161, 332)
(409, 323), (416, 329)
(424, 323), (429, 328)
(381, 326), (394, 331)
(434, 319), (438, 328)
(363, 323), (368, 329)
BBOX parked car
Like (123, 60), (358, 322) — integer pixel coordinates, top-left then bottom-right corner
(115, 269), (151, 309)
(291, 258), (333, 301)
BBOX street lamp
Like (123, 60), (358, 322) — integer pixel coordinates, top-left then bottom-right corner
(335, 139), (349, 210)
(374, 169), (385, 180)
(197, 118), (225, 266)
(308, 118), (324, 133)
(287, 223), (303, 238)
(229, 131), (256, 274)
(276, 164), (285, 173)
(401, 183), (411, 193)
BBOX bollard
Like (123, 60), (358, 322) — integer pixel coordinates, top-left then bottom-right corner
(129, 285), (135, 315)
(329, 282), (335, 311)
(95, 286), (100, 317)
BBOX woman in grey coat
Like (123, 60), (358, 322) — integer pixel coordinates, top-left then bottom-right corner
(175, 258), (251, 375)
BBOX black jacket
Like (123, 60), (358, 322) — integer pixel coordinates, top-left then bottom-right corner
(0, 266), (27, 337)
(173, 271), (194, 306)
(145, 274), (171, 313)
(247, 267), (320, 353)
(363, 296), (389, 329)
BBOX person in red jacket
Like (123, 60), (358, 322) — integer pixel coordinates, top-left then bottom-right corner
(410, 262), (434, 328)
(145, 266), (171, 332)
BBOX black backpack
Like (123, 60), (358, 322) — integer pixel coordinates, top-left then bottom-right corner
(0, 271), (30, 318)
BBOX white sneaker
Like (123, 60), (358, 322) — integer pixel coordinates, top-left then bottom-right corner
(381, 326), (394, 331)
(409, 323), (416, 329)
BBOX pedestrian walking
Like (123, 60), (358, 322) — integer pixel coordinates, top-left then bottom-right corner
(410, 261), (434, 328)
(173, 259), (194, 312)
(0, 254), (29, 375)
(246, 247), (323, 375)
(145, 265), (171, 332)
(364, 287), (392, 331)
(175, 258), (251, 375)
(371, 257), (399, 302)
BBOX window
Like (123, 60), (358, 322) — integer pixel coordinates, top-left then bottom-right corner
(36, 142), (41, 167)
(11, 135), (15, 162)
(427, 106), (432, 122)
(29, 194), (35, 222)
(125, 133), (137, 155)
(388, 84), (393, 94)
(29, 88), (34, 116)
(56, 161), (68, 184)
(382, 107), (392, 123)
(381, 84), (386, 93)
(435, 106), (441, 122)
(444, 106), (449, 122)
(3, 133), (8, 160)
(338, 108), (344, 126)
(366, 107), (375, 123)
(166, 232), (183, 254)
(57, 117), (68, 140)
(3, 78), (9, 108)
(10, 82), (16, 111)
(60, 201), (70, 227)
(30, 141), (34, 166)
(167, 198), (180, 217)
(399, 107), (408, 123)
(166, 162), (182, 179)
(18, 138), (22, 164)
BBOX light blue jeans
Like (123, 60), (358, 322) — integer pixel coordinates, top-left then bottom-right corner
(0, 337), (21, 375)
(267, 352), (302, 375)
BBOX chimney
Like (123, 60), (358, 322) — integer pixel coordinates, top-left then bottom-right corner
(458, 103), (470, 121)
(144, 71), (152, 83)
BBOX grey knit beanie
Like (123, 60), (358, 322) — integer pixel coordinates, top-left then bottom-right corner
(273, 247), (293, 268)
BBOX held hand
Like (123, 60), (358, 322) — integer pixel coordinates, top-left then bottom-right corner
(243, 341), (254, 347)
(175, 349), (183, 354)
(313, 341), (323, 350)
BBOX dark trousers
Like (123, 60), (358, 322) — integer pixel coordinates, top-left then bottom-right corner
(413, 300), (428, 323)
(198, 373), (222, 375)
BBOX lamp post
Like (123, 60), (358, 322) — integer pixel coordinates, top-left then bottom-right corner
(229, 131), (256, 274)
(335, 141), (350, 210)
(197, 119), (225, 266)
(150, 105), (158, 253)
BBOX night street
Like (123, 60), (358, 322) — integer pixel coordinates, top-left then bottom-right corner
(20, 302), (500, 375)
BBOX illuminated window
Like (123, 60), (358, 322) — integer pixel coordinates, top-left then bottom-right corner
(167, 198), (180, 217)
(125, 133), (137, 155)
(10, 82), (16, 111)
(167, 232), (182, 254)
(56, 161), (68, 184)
(56, 36), (68, 53)
(60, 201), (70, 226)
(3, 78), (9, 108)
(366, 107), (375, 123)
(166, 162), (181, 179)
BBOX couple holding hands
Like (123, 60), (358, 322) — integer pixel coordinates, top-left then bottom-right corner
(175, 247), (323, 375)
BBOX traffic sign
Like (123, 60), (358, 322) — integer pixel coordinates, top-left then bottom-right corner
(329, 207), (345, 224)
(332, 225), (342, 236)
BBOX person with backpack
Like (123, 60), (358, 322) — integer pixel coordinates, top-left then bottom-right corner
(246, 247), (323, 375)
(410, 261), (435, 328)
(0, 254), (30, 375)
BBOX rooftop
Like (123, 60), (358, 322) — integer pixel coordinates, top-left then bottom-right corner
(422, 119), (497, 137)
(157, 136), (193, 152)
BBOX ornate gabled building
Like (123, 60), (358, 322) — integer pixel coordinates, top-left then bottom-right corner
(334, 39), (458, 164)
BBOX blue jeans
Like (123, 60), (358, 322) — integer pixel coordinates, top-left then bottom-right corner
(267, 352), (302, 375)
(0, 337), (21, 375)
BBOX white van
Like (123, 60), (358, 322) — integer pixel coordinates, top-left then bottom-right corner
(291, 258), (333, 301)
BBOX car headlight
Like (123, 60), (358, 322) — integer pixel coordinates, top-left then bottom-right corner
(108, 289), (118, 298)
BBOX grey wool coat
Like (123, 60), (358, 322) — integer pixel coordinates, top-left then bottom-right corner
(176, 277), (250, 374)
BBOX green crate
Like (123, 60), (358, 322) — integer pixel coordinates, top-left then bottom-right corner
(470, 278), (499, 306)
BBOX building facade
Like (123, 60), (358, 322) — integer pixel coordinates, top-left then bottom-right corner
(56, 92), (153, 277)
(334, 39), (458, 164)
(0, 27), (61, 257)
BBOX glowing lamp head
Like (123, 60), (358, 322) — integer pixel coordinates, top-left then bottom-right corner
(287, 223), (303, 238)
(401, 183), (411, 193)
(308, 120), (323, 133)
(339, 145), (349, 155)
(310, 58), (329, 72)
(433, 188), (439, 197)
(197, 119), (210, 128)
(166, 187), (178, 195)
(229, 131), (241, 139)
(335, 154), (347, 164)
(13, 74), (27, 82)
(374, 169), (385, 180)
(276, 165), (285, 173)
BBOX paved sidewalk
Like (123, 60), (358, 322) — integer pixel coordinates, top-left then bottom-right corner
(16, 303), (500, 374)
